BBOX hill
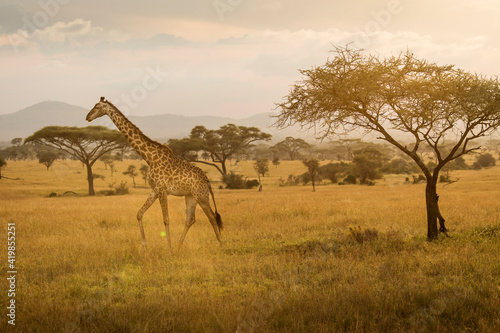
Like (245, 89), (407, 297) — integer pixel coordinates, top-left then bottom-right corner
(0, 101), (311, 142)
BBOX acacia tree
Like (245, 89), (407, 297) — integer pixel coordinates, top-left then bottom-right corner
(25, 126), (128, 195)
(273, 137), (312, 160)
(303, 159), (320, 192)
(352, 147), (386, 184)
(37, 150), (59, 170)
(253, 158), (269, 187)
(275, 46), (500, 240)
(11, 138), (22, 146)
(171, 124), (272, 176)
(0, 153), (6, 179)
(123, 165), (138, 187)
(140, 164), (149, 184)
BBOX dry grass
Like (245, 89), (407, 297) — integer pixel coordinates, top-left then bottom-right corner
(1, 160), (500, 332)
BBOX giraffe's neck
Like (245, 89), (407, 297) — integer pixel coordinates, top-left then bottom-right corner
(106, 104), (166, 163)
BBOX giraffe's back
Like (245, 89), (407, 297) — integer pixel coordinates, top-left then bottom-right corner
(147, 156), (211, 198)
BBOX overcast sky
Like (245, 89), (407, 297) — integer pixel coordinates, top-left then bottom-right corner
(1, 0), (500, 118)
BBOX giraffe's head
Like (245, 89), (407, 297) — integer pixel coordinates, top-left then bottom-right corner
(86, 97), (110, 122)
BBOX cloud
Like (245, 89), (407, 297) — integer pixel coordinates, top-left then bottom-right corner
(1, 3), (500, 119)
(0, 18), (128, 53)
(33, 19), (99, 43)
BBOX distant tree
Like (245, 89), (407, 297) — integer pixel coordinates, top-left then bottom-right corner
(303, 159), (320, 192)
(11, 138), (22, 146)
(123, 165), (138, 187)
(178, 124), (272, 176)
(1, 145), (32, 161)
(381, 157), (418, 175)
(272, 156), (281, 168)
(0, 153), (6, 179)
(447, 156), (468, 170)
(273, 137), (311, 160)
(249, 144), (273, 160)
(108, 162), (116, 176)
(167, 138), (199, 161)
(25, 126), (128, 195)
(275, 46), (500, 240)
(140, 164), (149, 184)
(338, 139), (362, 161)
(37, 150), (58, 170)
(318, 162), (352, 184)
(475, 153), (496, 168)
(352, 147), (386, 184)
(253, 159), (269, 188)
(100, 153), (117, 170)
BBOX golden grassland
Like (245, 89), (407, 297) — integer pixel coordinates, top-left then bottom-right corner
(1, 159), (500, 332)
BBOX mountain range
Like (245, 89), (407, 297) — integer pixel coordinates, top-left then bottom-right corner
(0, 101), (313, 143)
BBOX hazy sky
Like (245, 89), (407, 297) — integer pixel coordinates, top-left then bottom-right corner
(1, 0), (500, 118)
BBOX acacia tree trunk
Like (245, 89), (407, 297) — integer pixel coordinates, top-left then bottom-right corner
(425, 179), (439, 240)
(86, 163), (95, 196)
(408, 153), (447, 241)
(425, 173), (448, 240)
(221, 158), (228, 176)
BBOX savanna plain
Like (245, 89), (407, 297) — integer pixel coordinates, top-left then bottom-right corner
(1, 159), (500, 332)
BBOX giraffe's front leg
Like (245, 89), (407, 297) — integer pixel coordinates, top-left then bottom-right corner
(137, 191), (158, 249)
(158, 191), (172, 251)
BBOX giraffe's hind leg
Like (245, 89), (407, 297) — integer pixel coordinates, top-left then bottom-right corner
(178, 195), (197, 250)
(198, 199), (222, 245)
(137, 191), (158, 248)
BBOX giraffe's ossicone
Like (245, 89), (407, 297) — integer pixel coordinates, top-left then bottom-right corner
(86, 97), (222, 250)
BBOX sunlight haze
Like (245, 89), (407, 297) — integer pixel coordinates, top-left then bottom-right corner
(1, 0), (499, 117)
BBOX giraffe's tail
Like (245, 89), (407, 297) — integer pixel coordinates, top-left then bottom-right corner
(215, 211), (223, 233)
(209, 185), (223, 232)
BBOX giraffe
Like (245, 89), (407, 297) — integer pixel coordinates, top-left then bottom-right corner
(86, 97), (223, 250)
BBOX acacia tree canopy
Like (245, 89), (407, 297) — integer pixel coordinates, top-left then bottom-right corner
(171, 124), (272, 176)
(273, 137), (312, 160)
(275, 46), (500, 240)
(25, 126), (129, 195)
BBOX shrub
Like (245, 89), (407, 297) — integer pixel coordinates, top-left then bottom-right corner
(343, 174), (357, 184)
(114, 181), (129, 195)
(222, 172), (246, 189)
(412, 175), (426, 184)
(439, 174), (451, 183)
(222, 172), (259, 189)
(348, 226), (379, 244)
(245, 179), (260, 189)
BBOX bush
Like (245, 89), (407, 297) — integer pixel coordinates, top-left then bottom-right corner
(114, 181), (129, 195)
(222, 172), (246, 189)
(439, 174), (451, 183)
(318, 162), (351, 183)
(343, 174), (357, 184)
(412, 175), (426, 184)
(245, 179), (260, 189)
(222, 172), (259, 189)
